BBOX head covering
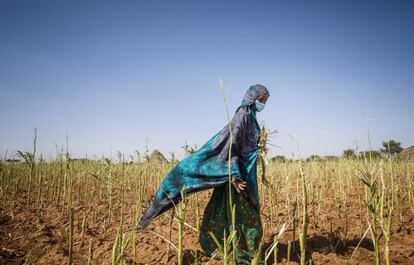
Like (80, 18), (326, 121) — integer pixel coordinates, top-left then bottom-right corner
(240, 84), (270, 107)
(139, 84), (269, 230)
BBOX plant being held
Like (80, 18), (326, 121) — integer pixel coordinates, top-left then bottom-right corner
(258, 125), (278, 189)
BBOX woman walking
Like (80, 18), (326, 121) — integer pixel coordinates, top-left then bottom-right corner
(139, 84), (270, 264)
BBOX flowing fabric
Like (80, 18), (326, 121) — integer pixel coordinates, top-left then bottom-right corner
(139, 84), (269, 264)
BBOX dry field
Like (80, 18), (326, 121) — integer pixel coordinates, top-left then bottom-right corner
(1, 153), (413, 264)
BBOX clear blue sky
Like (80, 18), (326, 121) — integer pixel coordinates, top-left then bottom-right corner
(1, 1), (413, 160)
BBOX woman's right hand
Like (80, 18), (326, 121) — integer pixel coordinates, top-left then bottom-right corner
(231, 178), (246, 193)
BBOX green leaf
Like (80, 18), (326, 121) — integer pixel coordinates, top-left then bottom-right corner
(358, 177), (371, 187)
(208, 231), (224, 254)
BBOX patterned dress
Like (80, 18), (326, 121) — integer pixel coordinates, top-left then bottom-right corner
(199, 133), (265, 265)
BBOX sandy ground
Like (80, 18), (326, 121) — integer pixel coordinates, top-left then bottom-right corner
(1, 186), (414, 264)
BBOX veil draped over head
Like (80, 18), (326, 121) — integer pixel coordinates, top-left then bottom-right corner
(139, 84), (270, 230)
(238, 84), (270, 109)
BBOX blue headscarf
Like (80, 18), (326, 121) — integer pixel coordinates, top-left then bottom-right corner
(139, 84), (270, 230)
(239, 84), (270, 109)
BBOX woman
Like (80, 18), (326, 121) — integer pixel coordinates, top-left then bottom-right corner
(139, 84), (270, 264)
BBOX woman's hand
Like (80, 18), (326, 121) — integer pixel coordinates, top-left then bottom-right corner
(258, 131), (267, 143)
(231, 178), (246, 193)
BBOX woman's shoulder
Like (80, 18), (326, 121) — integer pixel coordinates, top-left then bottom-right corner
(234, 106), (255, 122)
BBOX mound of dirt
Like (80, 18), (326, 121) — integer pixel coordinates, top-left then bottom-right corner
(148, 150), (168, 163)
(398, 146), (414, 161)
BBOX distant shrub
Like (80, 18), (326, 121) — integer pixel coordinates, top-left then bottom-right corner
(306, 155), (322, 162)
(380, 140), (403, 157)
(271, 155), (287, 162)
(343, 149), (356, 158)
(359, 150), (381, 159)
(323, 156), (338, 161)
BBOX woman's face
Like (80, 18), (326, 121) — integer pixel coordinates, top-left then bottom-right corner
(257, 95), (270, 104)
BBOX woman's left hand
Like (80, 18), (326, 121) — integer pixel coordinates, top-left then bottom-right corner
(231, 178), (247, 193)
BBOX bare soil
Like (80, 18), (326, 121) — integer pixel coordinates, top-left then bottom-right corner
(1, 187), (413, 264)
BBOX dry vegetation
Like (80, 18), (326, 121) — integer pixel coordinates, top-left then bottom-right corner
(0, 133), (414, 264)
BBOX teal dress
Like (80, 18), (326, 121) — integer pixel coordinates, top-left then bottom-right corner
(139, 84), (269, 264)
(199, 129), (264, 264)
